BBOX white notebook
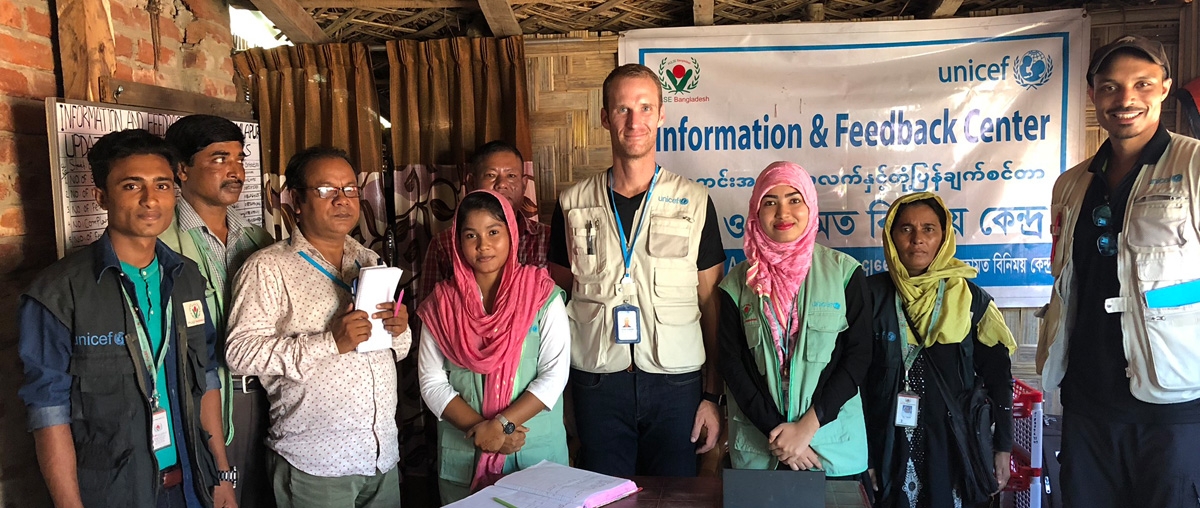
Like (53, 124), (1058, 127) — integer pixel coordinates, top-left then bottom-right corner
(446, 460), (638, 508)
(352, 265), (404, 353)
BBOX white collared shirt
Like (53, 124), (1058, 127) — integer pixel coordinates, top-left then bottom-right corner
(226, 230), (411, 477)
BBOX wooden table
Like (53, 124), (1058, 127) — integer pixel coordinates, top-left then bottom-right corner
(608, 476), (872, 508)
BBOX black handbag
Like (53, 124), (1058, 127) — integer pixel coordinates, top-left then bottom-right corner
(924, 351), (999, 504)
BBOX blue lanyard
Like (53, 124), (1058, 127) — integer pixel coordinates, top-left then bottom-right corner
(298, 251), (354, 293)
(608, 166), (661, 282)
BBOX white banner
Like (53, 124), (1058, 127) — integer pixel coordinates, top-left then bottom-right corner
(619, 10), (1089, 307)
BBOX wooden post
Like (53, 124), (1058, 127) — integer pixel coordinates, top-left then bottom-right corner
(694, 0), (714, 26)
(56, 0), (117, 101)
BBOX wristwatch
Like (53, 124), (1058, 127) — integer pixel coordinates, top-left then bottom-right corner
(497, 414), (516, 435)
(217, 467), (238, 488)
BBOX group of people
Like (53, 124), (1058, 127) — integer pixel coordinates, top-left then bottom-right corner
(16, 33), (1200, 508)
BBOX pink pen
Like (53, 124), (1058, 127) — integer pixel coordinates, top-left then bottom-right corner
(394, 290), (405, 317)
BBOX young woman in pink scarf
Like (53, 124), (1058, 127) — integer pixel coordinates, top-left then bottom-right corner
(717, 161), (873, 484)
(417, 190), (570, 504)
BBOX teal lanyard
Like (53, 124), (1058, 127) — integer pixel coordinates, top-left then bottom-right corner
(121, 289), (173, 409)
(762, 293), (800, 421)
(298, 251), (354, 293)
(608, 166), (661, 283)
(894, 280), (946, 392)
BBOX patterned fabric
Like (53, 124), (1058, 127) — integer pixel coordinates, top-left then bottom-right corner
(417, 213), (549, 304)
(225, 230), (412, 477)
(175, 198), (257, 298)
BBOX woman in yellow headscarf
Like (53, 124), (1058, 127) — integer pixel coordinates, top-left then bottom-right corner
(863, 192), (1017, 508)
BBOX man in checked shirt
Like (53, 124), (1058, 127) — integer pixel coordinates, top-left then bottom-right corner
(417, 140), (549, 305)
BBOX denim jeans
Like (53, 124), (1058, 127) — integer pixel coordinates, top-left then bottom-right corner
(571, 367), (702, 477)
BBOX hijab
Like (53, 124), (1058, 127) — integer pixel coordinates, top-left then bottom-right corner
(743, 161), (820, 362)
(882, 192), (1015, 352)
(417, 190), (556, 490)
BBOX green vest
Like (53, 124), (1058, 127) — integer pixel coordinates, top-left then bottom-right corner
(718, 245), (868, 476)
(437, 289), (570, 505)
(159, 214), (273, 443)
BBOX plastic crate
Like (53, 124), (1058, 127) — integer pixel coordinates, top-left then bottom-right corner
(1003, 378), (1043, 508)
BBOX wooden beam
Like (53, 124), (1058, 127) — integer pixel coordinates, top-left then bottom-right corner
(925, 0), (963, 18)
(296, 0), (542, 8)
(583, 0), (626, 20)
(99, 76), (254, 120)
(477, 0), (521, 36)
(57, 0), (117, 101)
(247, 0), (333, 43)
(693, 0), (713, 25)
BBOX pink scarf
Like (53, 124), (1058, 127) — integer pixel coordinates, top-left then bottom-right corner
(743, 161), (820, 363)
(417, 190), (555, 490)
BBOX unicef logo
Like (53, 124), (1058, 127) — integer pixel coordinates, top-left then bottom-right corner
(1013, 50), (1054, 90)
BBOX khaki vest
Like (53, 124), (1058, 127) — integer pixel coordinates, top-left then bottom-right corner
(719, 245), (868, 475)
(559, 168), (710, 374)
(436, 290), (569, 504)
(1037, 132), (1200, 404)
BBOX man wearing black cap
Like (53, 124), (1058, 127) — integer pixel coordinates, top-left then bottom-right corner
(1037, 35), (1200, 506)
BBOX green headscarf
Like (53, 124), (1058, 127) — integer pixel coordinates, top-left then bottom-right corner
(883, 192), (1016, 353)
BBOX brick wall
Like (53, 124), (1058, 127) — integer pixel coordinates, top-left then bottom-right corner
(0, 0), (236, 505)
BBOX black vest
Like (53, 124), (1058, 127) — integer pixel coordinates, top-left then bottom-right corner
(862, 273), (989, 508)
(25, 240), (218, 508)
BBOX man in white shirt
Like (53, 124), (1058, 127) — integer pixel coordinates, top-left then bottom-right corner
(226, 147), (412, 508)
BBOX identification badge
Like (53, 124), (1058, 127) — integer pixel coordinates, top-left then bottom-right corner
(613, 303), (641, 344)
(151, 408), (171, 450)
(182, 300), (205, 327)
(895, 392), (920, 428)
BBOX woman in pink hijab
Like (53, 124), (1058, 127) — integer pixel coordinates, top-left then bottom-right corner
(417, 190), (570, 504)
(717, 161), (873, 484)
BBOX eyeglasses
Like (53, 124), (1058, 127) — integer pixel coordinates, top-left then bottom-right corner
(1092, 203), (1116, 256)
(303, 186), (361, 199)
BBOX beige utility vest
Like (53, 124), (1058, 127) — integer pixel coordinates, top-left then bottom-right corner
(559, 168), (711, 374)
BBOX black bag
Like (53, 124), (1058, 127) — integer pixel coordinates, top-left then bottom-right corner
(925, 353), (999, 504)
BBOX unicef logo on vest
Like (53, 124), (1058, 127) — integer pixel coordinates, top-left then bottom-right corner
(75, 331), (126, 347)
(657, 196), (689, 206)
(1013, 50), (1054, 90)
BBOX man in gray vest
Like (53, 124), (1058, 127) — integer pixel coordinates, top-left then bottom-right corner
(548, 64), (726, 477)
(19, 129), (234, 507)
(162, 115), (274, 507)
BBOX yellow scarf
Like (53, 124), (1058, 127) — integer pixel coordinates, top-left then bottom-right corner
(882, 192), (1016, 353)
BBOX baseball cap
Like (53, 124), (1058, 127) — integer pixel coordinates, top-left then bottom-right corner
(1087, 35), (1170, 85)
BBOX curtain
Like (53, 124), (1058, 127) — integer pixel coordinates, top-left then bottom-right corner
(384, 35), (535, 485)
(232, 43), (385, 247)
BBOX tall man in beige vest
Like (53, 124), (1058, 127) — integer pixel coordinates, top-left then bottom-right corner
(548, 64), (725, 476)
(1036, 35), (1200, 507)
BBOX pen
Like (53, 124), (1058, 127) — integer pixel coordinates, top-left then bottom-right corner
(492, 497), (519, 508)
(394, 290), (405, 317)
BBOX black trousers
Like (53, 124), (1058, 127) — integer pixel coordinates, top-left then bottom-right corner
(1061, 411), (1200, 508)
(227, 382), (275, 508)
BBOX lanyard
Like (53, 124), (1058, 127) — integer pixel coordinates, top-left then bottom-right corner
(762, 295), (799, 421)
(762, 295), (797, 366)
(608, 166), (661, 283)
(894, 280), (946, 391)
(187, 229), (226, 312)
(298, 251), (354, 293)
(121, 289), (173, 409)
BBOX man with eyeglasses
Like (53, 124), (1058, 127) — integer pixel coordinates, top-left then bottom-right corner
(161, 115), (274, 508)
(225, 147), (413, 508)
(417, 140), (548, 303)
(1037, 35), (1200, 507)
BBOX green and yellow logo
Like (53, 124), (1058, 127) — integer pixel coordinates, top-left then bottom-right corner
(660, 57), (700, 95)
